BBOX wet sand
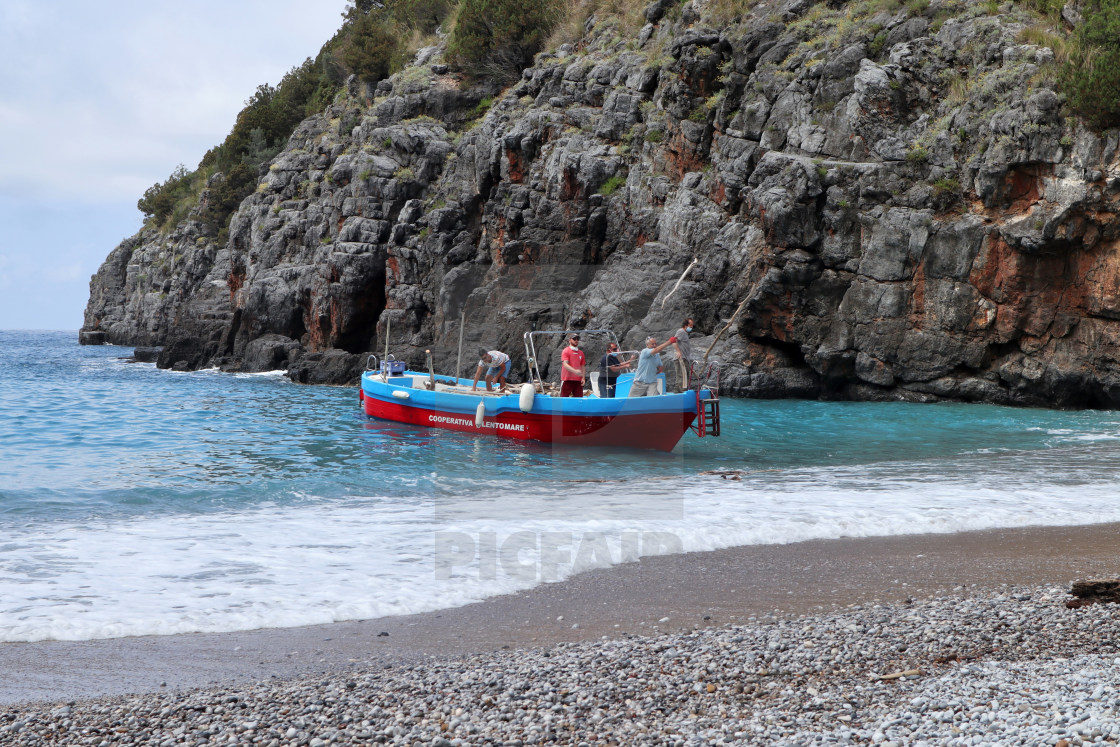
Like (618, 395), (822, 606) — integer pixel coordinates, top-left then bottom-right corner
(3, 522), (1119, 706)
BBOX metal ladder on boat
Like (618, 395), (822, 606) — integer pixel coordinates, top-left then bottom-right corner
(694, 391), (721, 437)
(690, 360), (722, 438)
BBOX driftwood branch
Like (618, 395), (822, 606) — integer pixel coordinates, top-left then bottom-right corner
(877, 669), (921, 681)
(1067, 578), (1120, 608)
(661, 257), (698, 308)
(703, 294), (752, 365)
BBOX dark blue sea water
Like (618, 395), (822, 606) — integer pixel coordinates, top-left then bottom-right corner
(3, 330), (1120, 641)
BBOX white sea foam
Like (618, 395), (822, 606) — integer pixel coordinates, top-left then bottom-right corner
(3, 454), (1120, 642)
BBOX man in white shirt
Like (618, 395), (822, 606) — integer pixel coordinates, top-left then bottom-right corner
(472, 348), (511, 391)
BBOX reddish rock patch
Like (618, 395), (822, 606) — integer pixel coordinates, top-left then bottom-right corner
(506, 149), (525, 184)
(999, 165), (1046, 212)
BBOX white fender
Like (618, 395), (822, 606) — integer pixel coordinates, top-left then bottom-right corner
(392, 390), (410, 400)
(519, 383), (535, 413)
(475, 400), (486, 427)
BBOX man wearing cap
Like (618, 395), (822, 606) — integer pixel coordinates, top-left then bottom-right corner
(472, 348), (511, 391)
(628, 335), (678, 397)
(559, 333), (586, 397)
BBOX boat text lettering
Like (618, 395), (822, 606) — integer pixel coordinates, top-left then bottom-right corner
(429, 415), (526, 432)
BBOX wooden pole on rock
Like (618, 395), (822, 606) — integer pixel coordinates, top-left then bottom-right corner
(456, 311), (465, 383)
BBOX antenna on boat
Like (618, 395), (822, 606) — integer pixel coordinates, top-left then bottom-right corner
(425, 349), (435, 390)
(456, 311), (465, 382)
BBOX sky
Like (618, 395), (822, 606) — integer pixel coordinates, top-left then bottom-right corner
(0, 1), (349, 330)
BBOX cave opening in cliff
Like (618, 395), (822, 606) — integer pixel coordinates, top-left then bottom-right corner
(337, 269), (387, 355)
(748, 335), (809, 368)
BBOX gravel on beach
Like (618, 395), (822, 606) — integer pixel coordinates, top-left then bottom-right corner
(3, 584), (1119, 746)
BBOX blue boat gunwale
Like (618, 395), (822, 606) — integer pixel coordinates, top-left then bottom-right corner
(360, 369), (709, 418)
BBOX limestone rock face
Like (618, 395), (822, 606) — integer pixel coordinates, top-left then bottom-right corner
(82, 1), (1120, 406)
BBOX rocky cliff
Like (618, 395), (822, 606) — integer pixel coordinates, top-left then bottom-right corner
(81, 0), (1120, 406)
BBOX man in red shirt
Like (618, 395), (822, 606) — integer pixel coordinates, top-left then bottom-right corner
(559, 333), (586, 397)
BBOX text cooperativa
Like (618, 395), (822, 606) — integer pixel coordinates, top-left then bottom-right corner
(428, 415), (526, 432)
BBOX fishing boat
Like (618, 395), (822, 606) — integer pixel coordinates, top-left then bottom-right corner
(358, 329), (721, 451)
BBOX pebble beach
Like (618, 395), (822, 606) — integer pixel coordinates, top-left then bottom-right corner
(5, 580), (1120, 746)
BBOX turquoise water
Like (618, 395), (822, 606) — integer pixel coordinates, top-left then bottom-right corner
(2, 330), (1120, 641)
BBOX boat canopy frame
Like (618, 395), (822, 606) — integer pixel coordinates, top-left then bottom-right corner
(523, 329), (619, 390)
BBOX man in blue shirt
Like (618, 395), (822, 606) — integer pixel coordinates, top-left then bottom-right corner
(628, 336), (679, 397)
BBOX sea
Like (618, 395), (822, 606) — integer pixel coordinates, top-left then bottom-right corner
(3, 329), (1120, 643)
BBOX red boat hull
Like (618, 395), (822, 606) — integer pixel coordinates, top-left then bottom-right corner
(361, 394), (696, 451)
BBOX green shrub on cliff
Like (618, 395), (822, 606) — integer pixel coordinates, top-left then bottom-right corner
(341, 11), (402, 82)
(598, 174), (626, 195)
(1017, 0), (1120, 129)
(137, 165), (195, 226)
(1015, 0), (1065, 19)
(1058, 0), (1120, 130)
(391, 0), (457, 34)
(201, 164), (257, 232)
(447, 0), (562, 80)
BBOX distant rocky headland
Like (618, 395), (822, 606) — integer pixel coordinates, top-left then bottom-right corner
(81, 0), (1120, 406)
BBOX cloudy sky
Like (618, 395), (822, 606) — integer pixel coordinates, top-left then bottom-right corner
(0, 1), (348, 330)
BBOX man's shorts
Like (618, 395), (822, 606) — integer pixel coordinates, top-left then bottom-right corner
(628, 380), (660, 397)
(487, 360), (511, 377)
(560, 379), (583, 397)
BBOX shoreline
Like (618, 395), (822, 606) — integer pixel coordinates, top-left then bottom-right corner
(3, 521), (1120, 707)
